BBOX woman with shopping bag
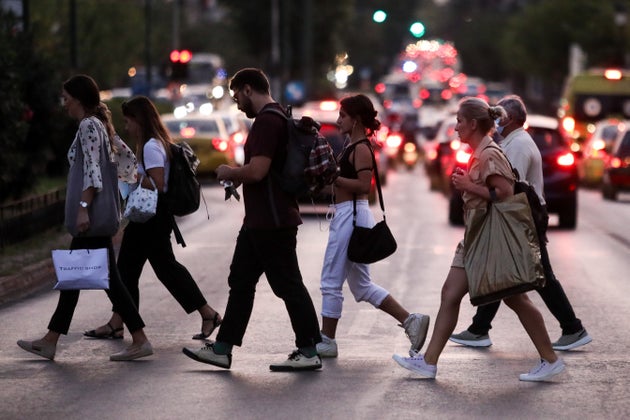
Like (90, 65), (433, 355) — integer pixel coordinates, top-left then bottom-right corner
(83, 96), (222, 342)
(392, 97), (565, 381)
(17, 75), (153, 361)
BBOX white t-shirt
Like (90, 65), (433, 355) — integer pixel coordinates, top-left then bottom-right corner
(139, 138), (170, 192)
(500, 127), (546, 205)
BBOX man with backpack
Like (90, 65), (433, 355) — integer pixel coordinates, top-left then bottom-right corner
(182, 68), (323, 371)
(450, 95), (592, 351)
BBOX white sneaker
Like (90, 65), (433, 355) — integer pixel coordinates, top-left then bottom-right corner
(401, 313), (430, 352)
(519, 358), (565, 382)
(392, 353), (437, 378)
(316, 333), (338, 358)
(269, 350), (322, 372)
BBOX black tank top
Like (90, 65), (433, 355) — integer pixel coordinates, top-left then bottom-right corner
(338, 139), (372, 178)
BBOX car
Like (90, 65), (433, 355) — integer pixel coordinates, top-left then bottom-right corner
(161, 111), (247, 176)
(577, 118), (624, 186)
(446, 114), (579, 229)
(602, 121), (630, 200)
(422, 114), (457, 191)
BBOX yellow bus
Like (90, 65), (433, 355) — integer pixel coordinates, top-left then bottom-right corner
(557, 68), (630, 150)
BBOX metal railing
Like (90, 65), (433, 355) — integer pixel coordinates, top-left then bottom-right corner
(0, 189), (66, 248)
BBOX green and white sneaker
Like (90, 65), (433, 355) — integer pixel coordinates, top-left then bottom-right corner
(552, 328), (592, 351)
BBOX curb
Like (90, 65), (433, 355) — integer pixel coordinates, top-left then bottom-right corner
(0, 259), (56, 306)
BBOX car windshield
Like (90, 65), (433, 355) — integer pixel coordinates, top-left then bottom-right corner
(527, 127), (565, 150)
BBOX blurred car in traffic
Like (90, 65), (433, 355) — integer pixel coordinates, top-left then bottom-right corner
(602, 121), (630, 200)
(161, 110), (248, 176)
(446, 115), (579, 229)
(577, 118), (623, 186)
(422, 114), (457, 191)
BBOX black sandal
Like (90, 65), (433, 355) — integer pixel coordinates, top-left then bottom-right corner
(84, 322), (124, 340)
(192, 312), (222, 340)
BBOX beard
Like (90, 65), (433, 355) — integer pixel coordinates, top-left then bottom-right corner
(239, 97), (256, 118)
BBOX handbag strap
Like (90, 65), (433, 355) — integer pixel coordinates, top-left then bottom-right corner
(352, 139), (386, 227)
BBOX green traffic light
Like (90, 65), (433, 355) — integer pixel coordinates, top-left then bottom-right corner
(410, 21), (425, 38)
(373, 10), (387, 23)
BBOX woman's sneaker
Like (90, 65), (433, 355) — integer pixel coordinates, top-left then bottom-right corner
(519, 358), (565, 382)
(449, 330), (492, 347)
(392, 353), (437, 378)
(316, 333), (338, 358)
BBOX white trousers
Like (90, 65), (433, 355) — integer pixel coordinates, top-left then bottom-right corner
(320, 200), (389, 319)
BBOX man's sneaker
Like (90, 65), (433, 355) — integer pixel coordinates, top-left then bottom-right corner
(392, 353), (437, 379)
(269, 350), (322, 372)
(552, 329), (592, 351)
(400, 313), (430, 352)
(519, 358), (565, 382)
(316, 333), (338, 358)
(449, 330), (492, 347)
(182, 342), (231, 369)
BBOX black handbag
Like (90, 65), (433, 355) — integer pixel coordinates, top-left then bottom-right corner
(347, 142), (397, 264)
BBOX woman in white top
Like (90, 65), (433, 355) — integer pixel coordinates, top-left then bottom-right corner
(84, 96), (222, 341)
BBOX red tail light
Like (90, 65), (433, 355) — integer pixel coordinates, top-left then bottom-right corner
(455, 149), (471, 165)
(611, 157), (622, 168)
(386, 133), (403, 150)
(180, 127), (196, 138)
(212, 138), (229, 152)
(557, 152), (575, 167)
(231, 131), (246, 145)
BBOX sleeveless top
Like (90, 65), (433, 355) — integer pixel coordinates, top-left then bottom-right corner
(338, 139), (372, 178)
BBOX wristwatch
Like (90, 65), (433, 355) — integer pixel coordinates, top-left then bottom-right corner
(79, 200), (89, 208)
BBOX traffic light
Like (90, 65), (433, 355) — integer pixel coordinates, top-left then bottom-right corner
(410, 21), (425, 38)
(170, 49), (192, 80)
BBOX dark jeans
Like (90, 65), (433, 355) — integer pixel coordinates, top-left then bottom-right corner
(115, 196), (207, 314)
(468, 211), (583, 336)
(216, 225), (321, 349)
(48, 235), (145, 334)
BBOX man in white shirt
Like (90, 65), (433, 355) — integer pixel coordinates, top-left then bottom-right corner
(450, 95), (592, 351)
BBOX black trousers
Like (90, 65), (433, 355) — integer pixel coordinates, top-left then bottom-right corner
(468, 210), (583, 336)
(48, 235), (145, 334)
(115, 197), (207, 314)
(216, 225), (321, 349)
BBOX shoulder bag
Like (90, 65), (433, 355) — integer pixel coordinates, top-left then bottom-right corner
(65, 132), (121, 237)
(464, 192), (545, 306)
(347, 141), (397, 264)
(123, 175), (158, 223)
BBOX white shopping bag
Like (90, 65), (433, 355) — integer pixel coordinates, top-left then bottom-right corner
(51, 248), (110, 290)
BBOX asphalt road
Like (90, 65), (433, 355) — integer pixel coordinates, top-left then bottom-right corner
(1, 167), (629, 420)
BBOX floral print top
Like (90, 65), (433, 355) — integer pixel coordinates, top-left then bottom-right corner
(67, 116), (138, 190)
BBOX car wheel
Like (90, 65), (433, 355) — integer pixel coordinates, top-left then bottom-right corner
(448, 192), (464, 226)
(558, 206), (577, 229)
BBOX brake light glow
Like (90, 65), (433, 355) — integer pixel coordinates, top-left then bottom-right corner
(386, 133), (403, 151)
(611, 157), (622, 168)
(403, 142), (417, 153)
(455, 149), (471, 165)
(319, 100), (338, 111)
(450, 139), (461, 150)
(604, 69), (622, 80)
(592, 139), (606, 151)
(557, 152), (575, 167)
(231, 131), (246, 145)
(180, 127), (196, 138)
(562, 117), (575, 134)
(212, 138), (229, 152)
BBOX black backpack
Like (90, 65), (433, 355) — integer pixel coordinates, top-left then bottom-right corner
(167, 142), (201, 216)
(167, 141), (206, 247)
(263, 106), (339, 196)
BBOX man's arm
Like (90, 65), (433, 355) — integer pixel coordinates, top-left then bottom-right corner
(215, 156), (272, 184)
